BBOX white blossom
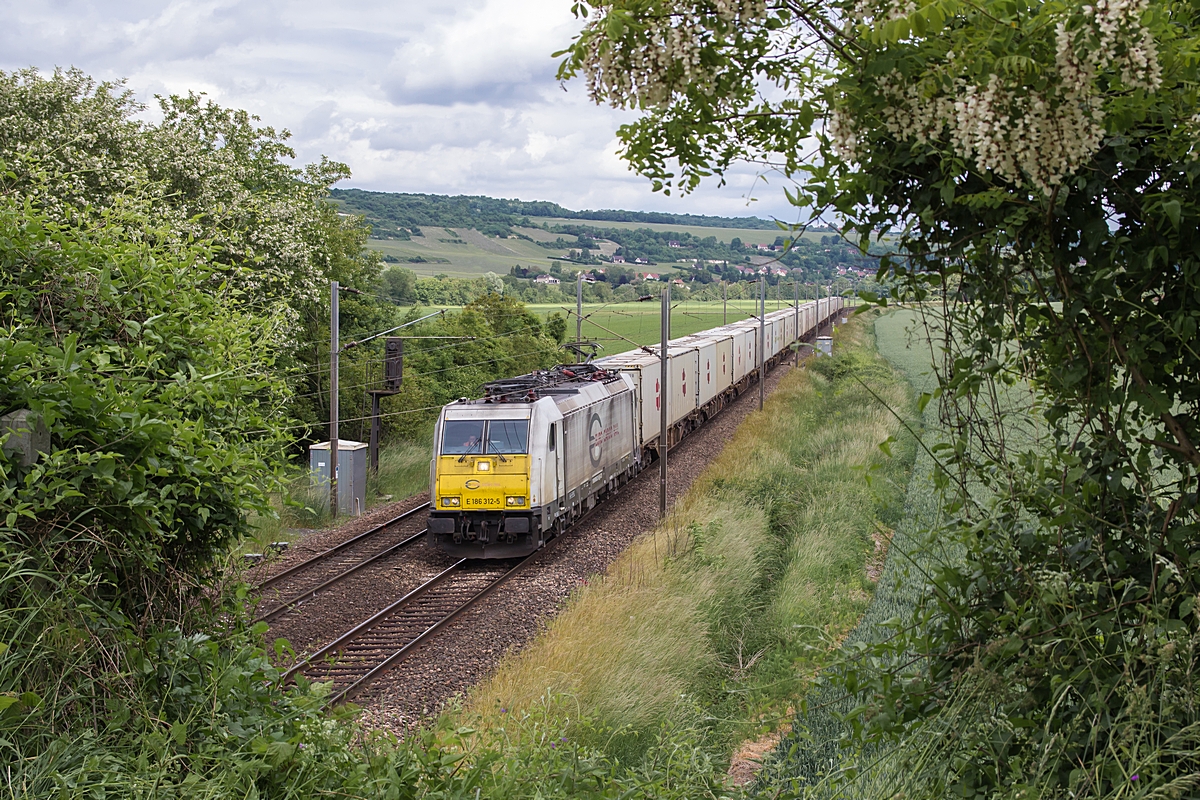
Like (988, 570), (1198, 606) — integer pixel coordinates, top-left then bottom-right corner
(858, 0), (1161, 194)
(828, 105), (861, 163)
(578, 0), (768, 109)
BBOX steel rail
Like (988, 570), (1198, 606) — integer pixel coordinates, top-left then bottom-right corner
(255, 528), (430, 623)
(330, 553), (537, 704)
(282, 549), (542, 705)
(255, 501), (430, 592)
(282, 559), (467, 684)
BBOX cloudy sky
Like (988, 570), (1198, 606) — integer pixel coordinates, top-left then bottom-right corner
(2, 0), (800, 221)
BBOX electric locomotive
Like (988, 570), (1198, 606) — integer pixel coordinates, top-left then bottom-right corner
(427, 364), (638, 559)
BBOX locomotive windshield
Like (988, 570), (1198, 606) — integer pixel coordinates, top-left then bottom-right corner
(440, 419), (528, 455)
(442, 420), (484, 455)
(486, 420), (528, 454)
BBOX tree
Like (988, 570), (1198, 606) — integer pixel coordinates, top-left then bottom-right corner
(0, 67), (385, 394)
(382, 265), (418, 303)
(547, 312), (568, 343)
(561, 1), (1200, 795)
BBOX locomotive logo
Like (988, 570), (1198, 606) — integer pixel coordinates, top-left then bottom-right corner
(588, 412), (621, 466)
(465, 479), (481, 489)
(589, 412), (604, 466)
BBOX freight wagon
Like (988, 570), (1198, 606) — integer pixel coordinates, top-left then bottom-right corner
(428, 297), (846, 558)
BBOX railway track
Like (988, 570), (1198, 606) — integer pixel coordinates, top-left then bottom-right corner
(284, 555), (536, 704)
(254, 502), (431, 623)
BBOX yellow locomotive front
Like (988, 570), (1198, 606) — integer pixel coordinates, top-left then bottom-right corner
(427, 408), (543, 558)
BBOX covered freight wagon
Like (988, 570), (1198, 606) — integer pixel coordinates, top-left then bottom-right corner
(596, 342), (699, 453)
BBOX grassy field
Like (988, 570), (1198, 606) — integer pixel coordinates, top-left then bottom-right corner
(528, 299), (775, 349)
(535, 217), (832, 245)
(366, 226), (698, 278)
(459, 308), (918, 774)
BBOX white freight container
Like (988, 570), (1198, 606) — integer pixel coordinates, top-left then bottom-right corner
(672, 336), (719, 408)
(768, 317), (784, 358)
(596, 343), (697, 446)
(667, 344), (700, 425)
(769, 309), (796, 346)
(722, 325), (750, 383)
(729, 319), (761, 379)
(700, 325), (751, 384)
(693, 329), (735, 394)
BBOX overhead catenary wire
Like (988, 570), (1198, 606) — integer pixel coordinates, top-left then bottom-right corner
(136, 315), (550, 388)
(241, 403), (449, 436)
(338, 309), (446, 352)
(288, 339), (562, 401)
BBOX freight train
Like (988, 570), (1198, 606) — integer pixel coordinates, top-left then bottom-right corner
(426, 297), (846, 558)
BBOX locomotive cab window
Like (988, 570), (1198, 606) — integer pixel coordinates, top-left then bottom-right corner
(442, 420), (484, 455)
(486, 420), (529, 454)
(548, 423), (556, 451)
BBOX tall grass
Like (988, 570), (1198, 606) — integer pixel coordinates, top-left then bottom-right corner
(760, 308), (1053, 797)
(465, 309), (917, 771)
(759, 310), (950, 793)
(368, 428), (433, 502)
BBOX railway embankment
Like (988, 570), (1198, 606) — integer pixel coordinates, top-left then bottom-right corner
(415, 307), (920, 785)
(257, 345), (803, 727)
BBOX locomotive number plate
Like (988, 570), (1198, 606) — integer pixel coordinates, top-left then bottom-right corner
(465, 497), (501, 507)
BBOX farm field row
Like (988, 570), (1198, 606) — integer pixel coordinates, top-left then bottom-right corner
(414, 300), (830, 348)
(534, 217), (831, 245)
(366, 227), (697, 278)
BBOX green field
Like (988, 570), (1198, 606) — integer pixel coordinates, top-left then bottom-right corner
(536, 217), (831, 245)
(528, 300), (750, 350)
(366, 225), (699, 278)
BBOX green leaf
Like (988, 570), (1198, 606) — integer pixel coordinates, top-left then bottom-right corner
(911, 10), (927, 35)
(1164, 199), (1182, 229)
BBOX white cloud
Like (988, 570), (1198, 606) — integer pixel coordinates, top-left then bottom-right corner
(0, 0), (799, 220)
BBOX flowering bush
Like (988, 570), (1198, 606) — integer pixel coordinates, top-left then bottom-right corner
(561, 0), (1200, 796)
(0, 68), (378, 357)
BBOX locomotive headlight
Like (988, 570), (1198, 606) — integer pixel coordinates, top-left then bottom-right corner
(441, 496), (461, 507)
(506, 496), (525, 507)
